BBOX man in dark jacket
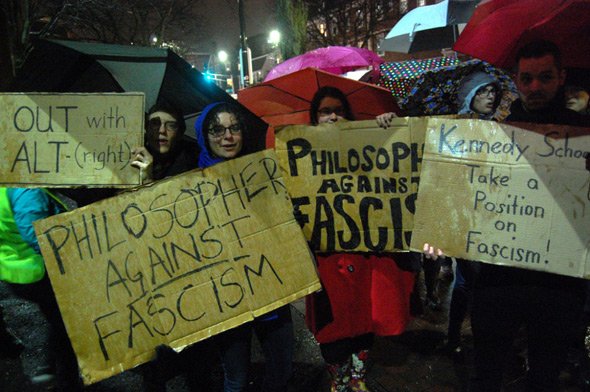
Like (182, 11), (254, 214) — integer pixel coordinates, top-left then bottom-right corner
(469, 40), (588, 392)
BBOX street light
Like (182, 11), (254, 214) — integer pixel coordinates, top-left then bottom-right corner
(268, 30), (281, 46)
(218, 50), (228, 64)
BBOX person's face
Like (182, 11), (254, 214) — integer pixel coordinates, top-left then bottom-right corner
(207, 112), (243, 160)
(317, 97), (346, 124)
(516, 54), (565, 111)
(472, 84), (498, 115)
(147, 111), (180, 155)
(565, 90), (589, 113)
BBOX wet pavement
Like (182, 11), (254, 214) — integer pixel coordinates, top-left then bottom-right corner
(0, 270), (585, 391)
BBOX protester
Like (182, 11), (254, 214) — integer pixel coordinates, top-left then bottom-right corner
(131, 102), (197, 183)
(456, 72), (501, 119)
(0, 187), (81, 390)
(469, 40), (588, 392)
(440, 71), (506, 359)
(564, 85), (590, 115)
(129, 103), (215, 392)
(194, 102), (294, 392)
(306, 86), (415, 392)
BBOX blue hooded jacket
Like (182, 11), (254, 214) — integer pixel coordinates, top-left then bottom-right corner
(195, 102), (225, 169)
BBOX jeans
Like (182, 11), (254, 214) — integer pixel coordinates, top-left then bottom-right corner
(216, 305), (294, 392)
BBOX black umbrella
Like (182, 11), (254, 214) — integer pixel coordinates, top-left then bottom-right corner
(10, 39), (268, 155)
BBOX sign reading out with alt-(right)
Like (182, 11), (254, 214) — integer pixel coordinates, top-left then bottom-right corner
(275, 118), (427, 252)
(411, 118), (590, 278)
(0, 93), (143, 187)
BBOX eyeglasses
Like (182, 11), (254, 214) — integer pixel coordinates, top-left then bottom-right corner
(148, 117), (179, 132)
(318, 106), (345, 117)
(476, 87), (498, 98)
(208, 123), (241, 138)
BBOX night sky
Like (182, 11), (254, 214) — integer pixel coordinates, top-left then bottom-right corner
(194, 0), (277, 53)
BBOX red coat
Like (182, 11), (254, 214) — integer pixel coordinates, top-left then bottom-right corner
(306, 253), (415, 344)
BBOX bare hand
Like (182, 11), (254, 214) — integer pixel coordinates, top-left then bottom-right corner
(423, 243), (445, 261)
(131, 147), (154, 183)
(376, 112), (398, 129)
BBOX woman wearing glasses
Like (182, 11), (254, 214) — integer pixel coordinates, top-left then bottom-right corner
(194, 102), (294, 392)
(305, 87), (415, 392)
(131, 103), (215, 392)
(131, 103), (197, 182)
(456, 72), (501, 119)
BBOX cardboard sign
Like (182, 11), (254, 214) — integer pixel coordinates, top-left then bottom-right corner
(0, 93), (144, 187)
(411, 118), (590, 278)
(33, 150), (320, 384)
(275, 118), (426, 252)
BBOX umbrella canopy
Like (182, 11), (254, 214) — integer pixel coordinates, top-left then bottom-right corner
(378, 57), (462, 99)
(453, 0), (590, 69)
(238, 68), (401, 145)
(400, 59), (518, 121)
(11, 39), (268, 152)
(263, 46), (384, 82)
(380, 0), (478, 53)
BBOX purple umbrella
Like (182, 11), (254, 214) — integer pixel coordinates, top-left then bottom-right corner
(264, 46), (384, 82)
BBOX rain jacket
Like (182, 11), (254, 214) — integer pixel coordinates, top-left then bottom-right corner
(0, 188), (65, 284)
(456, 72), (500, 119)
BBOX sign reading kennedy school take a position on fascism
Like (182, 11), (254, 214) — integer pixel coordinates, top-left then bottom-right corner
(275, 118), (427, 252)
(33, 150), (320, 384)
(411, 118), (590, 278)
(0, 93), (143, 187)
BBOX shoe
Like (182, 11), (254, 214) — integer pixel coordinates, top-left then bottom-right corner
(31, 366), (56, 386)
(327, 360), (351, 392)
(438, 340), (465, 363)
(350, 350), (371, 391)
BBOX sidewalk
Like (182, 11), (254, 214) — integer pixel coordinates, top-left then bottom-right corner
(1, 275), (585, 391)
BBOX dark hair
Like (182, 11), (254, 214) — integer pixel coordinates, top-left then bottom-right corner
(515, 40), (562, 70)
(202, 102), (246, 155)
(147, 102), (186, 134)
(309, 86), (354, 125)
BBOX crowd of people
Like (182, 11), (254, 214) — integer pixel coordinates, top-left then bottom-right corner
(1, 38), (589, 392)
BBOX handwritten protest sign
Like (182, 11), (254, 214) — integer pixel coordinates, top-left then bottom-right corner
(411, 118), (590, 278)
(33, 150), (320, 384)
(0, 93), (143, 187)
(275, 118), (426, 252)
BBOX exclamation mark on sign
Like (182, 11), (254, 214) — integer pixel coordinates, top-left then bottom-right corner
(545, 240), (551, 264)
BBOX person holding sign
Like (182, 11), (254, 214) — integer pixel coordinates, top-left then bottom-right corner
(194, 102), (295, 392)
(131, 103), (198, 183)
(130, 103), (214, 392)
(0, 188), (81, 390)
(306, 86), (415, 392)
(469, 40), (588, 392)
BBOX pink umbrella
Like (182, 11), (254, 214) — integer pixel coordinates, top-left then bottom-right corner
(264, 46), (384, 82)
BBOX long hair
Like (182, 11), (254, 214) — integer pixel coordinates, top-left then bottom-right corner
(309, 86), (354, 125)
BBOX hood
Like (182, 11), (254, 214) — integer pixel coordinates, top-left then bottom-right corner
(195, 102), (224, 169)
(456, 72), (500, 118)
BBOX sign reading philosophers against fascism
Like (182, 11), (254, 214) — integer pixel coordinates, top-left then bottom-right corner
(411, 118), (590, 278)
(275, 118), (426, 252)
(0, 93), (143, 187)
(33, 150), (321, 385)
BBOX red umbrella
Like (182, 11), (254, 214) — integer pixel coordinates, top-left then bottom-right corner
(238, 68), (401, 147)
(453, 0), (590, 69)
(264, 46), (384, 81)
